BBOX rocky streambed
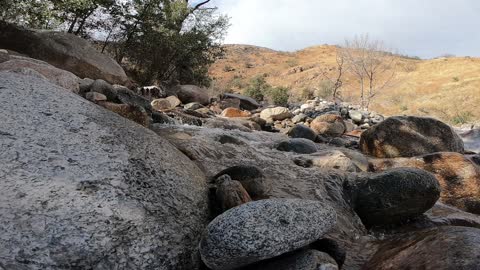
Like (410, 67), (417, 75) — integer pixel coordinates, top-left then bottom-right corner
(1, 63), (480, 270)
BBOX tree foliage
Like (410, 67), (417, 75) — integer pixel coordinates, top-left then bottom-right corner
(243, 75), (290, 106)
(0, 0), (229, 86)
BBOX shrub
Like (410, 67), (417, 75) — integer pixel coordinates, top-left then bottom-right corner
(244, 86), (264, 102)
(266, 86), (290, 106)
(223, 65), (235, 72)
(301, 87), (315, 101)
(286, 59), (298, 67)
(452, 77), (460, 82)
(243, 75), (270, 102)
(400, 105), (408, 111)
(451, 111), (473, 125)
(315, 80), (334, 98)
(228, 77), (246, 89)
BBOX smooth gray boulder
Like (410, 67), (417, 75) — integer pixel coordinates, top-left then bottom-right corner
(199, 199), (336, 270)
(173, 85), (210, 105)
(347, 168), (441, 227)
(222, 93), (260, 110)
(276, 138), (318, 154)
(0, 72), (208, 269)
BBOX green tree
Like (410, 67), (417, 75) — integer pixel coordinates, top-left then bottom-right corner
(110, 0), (229, 85)
(1, 0), (229, 86)
(51, 0), (115, 35)
(0, 0), (56, 29)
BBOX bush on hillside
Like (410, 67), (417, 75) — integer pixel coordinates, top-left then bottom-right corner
(316, 80), (335, 98)
(266, 86), (290, 106)
(301, 87), (315, 101)
(243, 75), (271, 102)
(452, 111), (473, 125)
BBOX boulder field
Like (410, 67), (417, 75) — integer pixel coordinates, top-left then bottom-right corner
(1, 47), (480, 269)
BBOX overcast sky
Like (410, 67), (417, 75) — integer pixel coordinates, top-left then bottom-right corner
(207, 0), (480, 59)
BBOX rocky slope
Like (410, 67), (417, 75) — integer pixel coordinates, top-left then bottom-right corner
(1, 31), (480, 270)
(209, 44), (480, 126)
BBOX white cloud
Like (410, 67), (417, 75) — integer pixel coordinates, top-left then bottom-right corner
(210, 0), (480, 58)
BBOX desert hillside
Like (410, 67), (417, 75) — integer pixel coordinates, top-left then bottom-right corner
(210, 44), (480, 125)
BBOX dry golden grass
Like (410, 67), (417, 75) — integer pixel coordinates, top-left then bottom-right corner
(210, 44), (480, 125)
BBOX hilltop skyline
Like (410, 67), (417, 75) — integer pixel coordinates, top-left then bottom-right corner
(209, 0), (480, 59)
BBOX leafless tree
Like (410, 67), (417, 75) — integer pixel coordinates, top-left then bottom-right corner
(321, 51), (346, 104)
(340, 34), (397, 109)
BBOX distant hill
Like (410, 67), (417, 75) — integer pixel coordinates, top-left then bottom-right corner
(209, 44), (480, 125)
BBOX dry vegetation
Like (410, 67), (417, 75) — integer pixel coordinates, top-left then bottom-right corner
(210, 44), (480, 125)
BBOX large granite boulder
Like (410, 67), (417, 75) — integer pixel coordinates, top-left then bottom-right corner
(369, 152), (480, 214)
(0, 21), (128, 85)
(0, 72), (208, 269)
(359, 116), (464, 158)
(173, 85), (210, 105)
(0, 57), (80, 92)
(199, 199), (336, 270)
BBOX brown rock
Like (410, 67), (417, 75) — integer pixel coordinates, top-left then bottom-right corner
(151, 96), (181, 112)
(166, 95), (182, 108)
(216, 175), (252, 212)
(98, 101), (149, 127)
(369, 152), (480, 214)
(221, 107), (252, 118)
(260, 107), (292, 122)
(310, 114), (346, 137)
(151, 98), (173, 111)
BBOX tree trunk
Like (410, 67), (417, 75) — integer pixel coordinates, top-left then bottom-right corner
(74, 8), (96, 35)
(67, 16), (78, 33)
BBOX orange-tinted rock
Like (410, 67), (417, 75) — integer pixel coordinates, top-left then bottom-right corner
(310, 114), (346, 137)
(345, 129), (363, 138)
(369, 152), (480, 214)
(221, 107), (252, 118)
